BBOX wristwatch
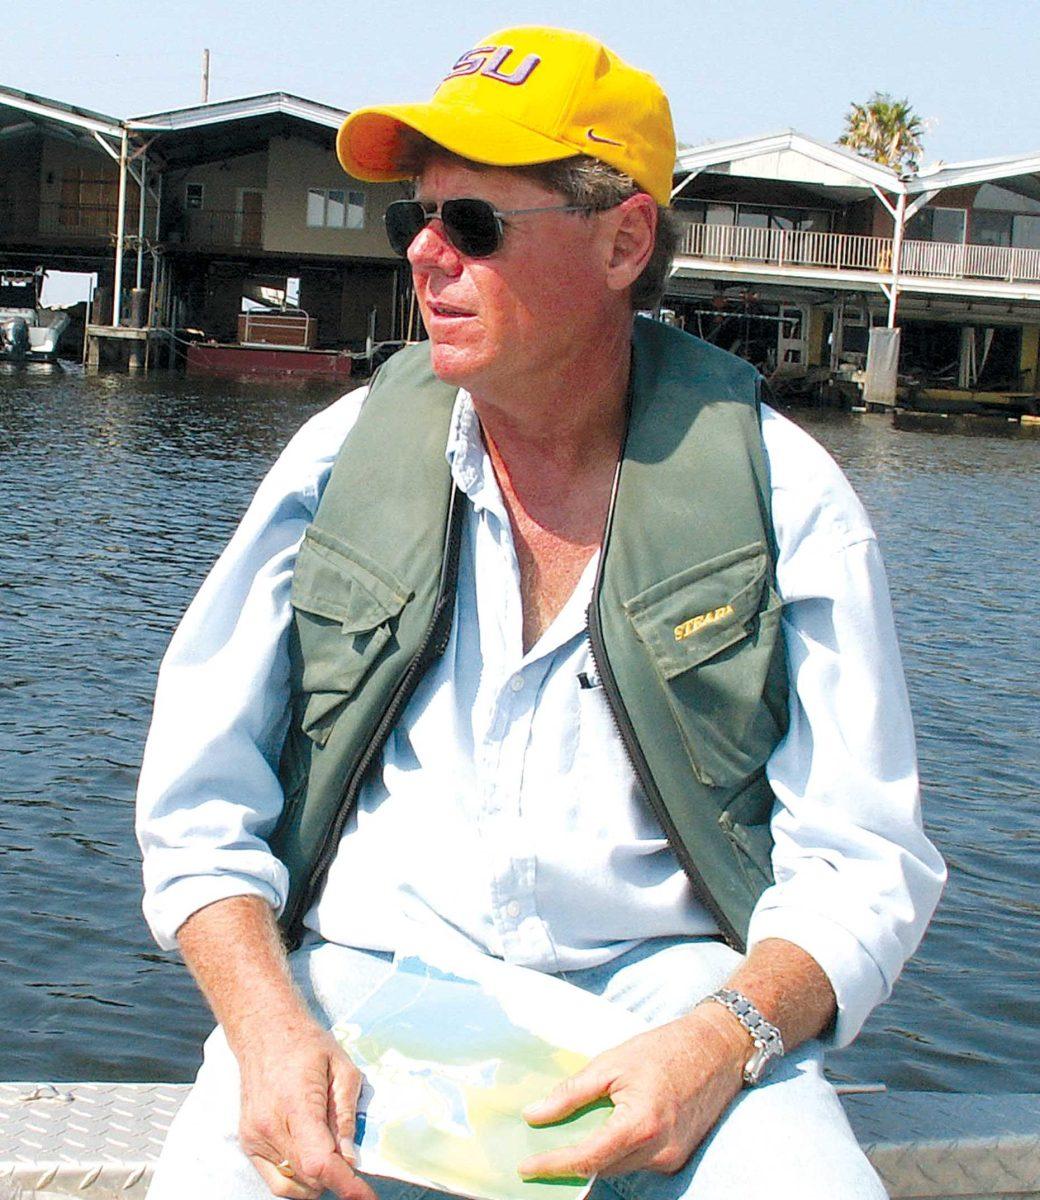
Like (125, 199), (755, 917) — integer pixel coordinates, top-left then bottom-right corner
(705, 988), (785, 1085)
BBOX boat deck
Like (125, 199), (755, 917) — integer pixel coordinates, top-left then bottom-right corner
(1, 1082), (1038, 1199)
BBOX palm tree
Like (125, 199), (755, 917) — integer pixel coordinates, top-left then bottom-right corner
(839, 93), (925, 174)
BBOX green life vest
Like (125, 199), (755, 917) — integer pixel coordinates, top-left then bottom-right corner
(272, 316), (789, 951)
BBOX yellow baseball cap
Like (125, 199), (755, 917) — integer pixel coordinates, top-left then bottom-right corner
(336, 26), (676, 206)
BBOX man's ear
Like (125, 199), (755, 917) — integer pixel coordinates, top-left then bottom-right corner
(604, 194), (657, 294)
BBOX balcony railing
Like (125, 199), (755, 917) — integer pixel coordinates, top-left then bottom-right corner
(36, 202), (121, 239)
(677, 220), (1040, 285)
(32, 203), (158, 240)
(3, 203), (258, 249)
(899, 237), (1040, 282)
(178, 208), (265, 249)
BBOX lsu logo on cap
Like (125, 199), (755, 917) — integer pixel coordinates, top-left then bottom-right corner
(445, 44), (541, 86)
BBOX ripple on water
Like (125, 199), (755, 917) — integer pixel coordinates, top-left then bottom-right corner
(1, 375), (1038, 1089)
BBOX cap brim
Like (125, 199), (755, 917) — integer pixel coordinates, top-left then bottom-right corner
(337, 101), (580, 182)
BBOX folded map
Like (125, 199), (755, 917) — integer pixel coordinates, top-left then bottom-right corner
(332, 946), (647, 1200)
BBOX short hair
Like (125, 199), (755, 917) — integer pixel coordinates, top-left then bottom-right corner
(396, 132), (678, 310)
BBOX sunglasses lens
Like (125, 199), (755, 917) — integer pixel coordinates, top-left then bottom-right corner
(384, 200), (428, 257)
(442, 199), (502, 258)
(384, 198), (503, 258)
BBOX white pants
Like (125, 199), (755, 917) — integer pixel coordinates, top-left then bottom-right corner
(148, 937), (887, 1200)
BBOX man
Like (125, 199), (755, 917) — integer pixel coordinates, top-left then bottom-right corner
(137, 26), (945, 1200)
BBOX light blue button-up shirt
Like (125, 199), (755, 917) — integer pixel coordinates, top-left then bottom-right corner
(137, 388), (945, 1047)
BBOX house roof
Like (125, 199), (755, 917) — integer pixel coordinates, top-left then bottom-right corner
(128, 92), (347, 132)
(126, 93), (350, 170)
(910, 150), (1040, 195)
(0, 84), (123, 139)
(674, 129), (904, 196)
(674, 128), (1040, 210)
(9, 81), (1040, 205)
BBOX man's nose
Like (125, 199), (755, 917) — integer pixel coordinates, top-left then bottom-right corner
(407, 220), (463, 274)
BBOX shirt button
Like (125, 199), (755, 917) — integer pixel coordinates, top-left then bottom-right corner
(505, 900), (521, 919)
(509, 675), (524, 692)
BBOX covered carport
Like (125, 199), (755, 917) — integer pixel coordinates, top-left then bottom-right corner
(0, 85), (160, 326)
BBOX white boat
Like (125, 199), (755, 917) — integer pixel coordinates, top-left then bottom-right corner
(0, 271), (69, 363)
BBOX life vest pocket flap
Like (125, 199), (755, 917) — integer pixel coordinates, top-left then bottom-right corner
(291, 526), (410, 632)
(622, 542), (783, 789)
(624, 541), (769, 680)
(289, 527), (410, 744)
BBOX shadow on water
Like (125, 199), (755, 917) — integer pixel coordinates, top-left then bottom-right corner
(1, 370), (1037, 1091)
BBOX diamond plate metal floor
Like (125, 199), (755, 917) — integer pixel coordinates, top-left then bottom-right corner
(0, 1083), (186, 1198)
(845, 1091), (1040, 1199)
(1, 1082), (1038, 1199)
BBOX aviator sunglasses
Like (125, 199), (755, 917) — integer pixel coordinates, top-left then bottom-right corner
(384, 197), (595, 259)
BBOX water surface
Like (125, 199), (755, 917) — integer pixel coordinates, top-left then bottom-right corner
(0, 366), (1036, 1092)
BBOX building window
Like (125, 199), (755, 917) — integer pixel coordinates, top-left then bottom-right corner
(1012, 214), (1040, 251)
(307, 187), (364, 229)
(676, 201), (831, 234)
(905, 206), (965, 244)
(185, 182), (204, 210)
(971, 210), (1013, 248)
(738, 205), (831, 233)
(673, 200), (707, 223)
(705, 203), (736, 226)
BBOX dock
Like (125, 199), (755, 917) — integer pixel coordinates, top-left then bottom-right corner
(84, 325), (176, 374)
(1, 1082), (1037, 1199)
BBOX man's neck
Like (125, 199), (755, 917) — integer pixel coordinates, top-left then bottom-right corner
(468, 316), (631, 473)
(466, 315), (633, 652)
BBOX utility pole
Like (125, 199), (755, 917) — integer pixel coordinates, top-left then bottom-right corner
(201, 49), (210, 104)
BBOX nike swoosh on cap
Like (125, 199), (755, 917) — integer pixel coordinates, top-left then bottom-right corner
(586, 128), (624, 146)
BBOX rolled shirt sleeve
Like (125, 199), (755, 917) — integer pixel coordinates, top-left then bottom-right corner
(135, 389), (367, 948)
(750, 408), (946, 1046)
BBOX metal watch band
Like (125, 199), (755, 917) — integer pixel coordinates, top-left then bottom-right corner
(706, 987), (785, 1086)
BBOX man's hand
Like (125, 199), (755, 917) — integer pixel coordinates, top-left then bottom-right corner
(519, 1002), (748, 1181)
(176, 895), (376, 1200)
(519, 938), (837, 1183)
(237, 1015), (373, 1200)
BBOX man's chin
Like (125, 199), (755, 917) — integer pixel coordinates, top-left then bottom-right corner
(428, 342), (485, 388)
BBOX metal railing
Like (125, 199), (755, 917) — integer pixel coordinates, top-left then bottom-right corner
(900, 237), (1040, 282)
(677, 219), (1040, 284)
(4, 203), (257, 249)
(30, 202), (157, 240)
(180, 208), (265, 248)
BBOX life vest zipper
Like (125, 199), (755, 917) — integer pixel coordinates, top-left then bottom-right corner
(585, 402), (744, 954)
(283, 484), (465, 943)
(583, 607), (743, 953)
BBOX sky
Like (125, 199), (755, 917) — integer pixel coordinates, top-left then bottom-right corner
(5, 0), (1040, 167)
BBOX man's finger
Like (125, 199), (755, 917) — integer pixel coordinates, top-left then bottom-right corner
(250, 1154), (322, 1200)
(285, 1107), (373, 1199)
(522, 1064), (612, 1125)
(328, 1055), (362, 1161)
(517, 1119), (627, 1181)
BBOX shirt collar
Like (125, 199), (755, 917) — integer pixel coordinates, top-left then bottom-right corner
(445, 390), (503, 519)
(444, 389), (600, 660)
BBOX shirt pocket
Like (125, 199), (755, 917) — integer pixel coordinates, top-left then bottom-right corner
(623, 541), (784, 789)
(290, 526), (411, 746)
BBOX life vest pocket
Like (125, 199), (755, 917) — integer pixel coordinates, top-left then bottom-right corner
(289, 525), (412, 745)
(624, 541), (786, 788)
